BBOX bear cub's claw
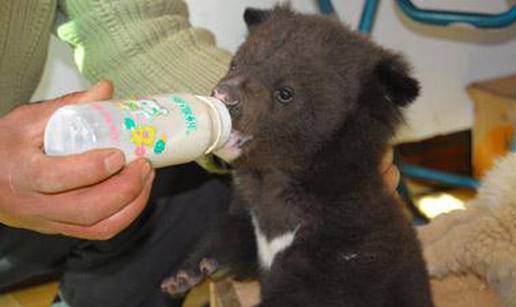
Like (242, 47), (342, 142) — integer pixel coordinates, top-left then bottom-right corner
(161, 258), (219, 295)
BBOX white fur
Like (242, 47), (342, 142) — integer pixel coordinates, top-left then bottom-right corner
(252, 214), (299, 270)
(473, 153), (516, 213)
(418, 153), (516, 307)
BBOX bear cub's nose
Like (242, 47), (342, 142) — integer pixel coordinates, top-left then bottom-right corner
(212, 83), (240, 106)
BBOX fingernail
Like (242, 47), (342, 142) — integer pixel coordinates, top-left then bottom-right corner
(140, 159), (153, 181)
(105, 151), (125, 174)
(393, 167), (400, 187)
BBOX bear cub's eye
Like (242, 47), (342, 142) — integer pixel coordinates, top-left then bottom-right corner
(274, 87), (294, 104)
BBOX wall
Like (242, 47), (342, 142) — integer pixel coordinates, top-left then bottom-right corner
(32, 0), (516, 142)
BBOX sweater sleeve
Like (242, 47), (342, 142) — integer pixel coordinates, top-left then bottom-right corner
(0, 0), (57, 116)
(57, 0), (233, 173)
(57, 0), (231, 97)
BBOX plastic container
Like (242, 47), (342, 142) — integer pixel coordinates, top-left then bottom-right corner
(44, 93), (233, 168)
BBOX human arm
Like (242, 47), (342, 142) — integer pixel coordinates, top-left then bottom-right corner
(0, 81), (155, 240)
(0, 0), (56, 115)
(57, 0), (231, 98)
(381, 146), (400, 194)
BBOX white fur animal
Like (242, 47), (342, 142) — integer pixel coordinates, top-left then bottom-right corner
(418, 153), (516, 307)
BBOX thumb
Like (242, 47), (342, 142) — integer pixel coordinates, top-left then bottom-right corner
(61, 79), (114, 104)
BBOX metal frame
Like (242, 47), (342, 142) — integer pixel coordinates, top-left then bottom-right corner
(397, 0), (516, 29)
(358, 0), (380, 33)
(318, 0), (516, 189)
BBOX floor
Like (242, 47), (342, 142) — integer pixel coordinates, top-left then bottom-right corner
(0, 282), (59, 307)
(0, 280), (210, 307)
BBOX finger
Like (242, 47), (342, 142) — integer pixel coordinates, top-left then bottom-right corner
(379, 146), (394, 173)
(31, 80), (114, 132)
(383, 164), (400, 193)
(33, 159), (153, 226)
(46, 171), (155, 240)
(30, 148), (126, 193)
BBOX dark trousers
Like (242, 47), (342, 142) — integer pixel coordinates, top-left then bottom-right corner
(0, 164), (231, 307)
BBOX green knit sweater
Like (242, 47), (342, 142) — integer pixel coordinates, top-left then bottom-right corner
(0, 0), (56, 114)
(0, 0), (232, 172)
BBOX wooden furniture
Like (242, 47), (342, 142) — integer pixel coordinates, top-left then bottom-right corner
(469, 74), (516, 178)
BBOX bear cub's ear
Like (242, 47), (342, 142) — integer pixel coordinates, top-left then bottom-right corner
(244, 8), (273, 29)
(375, 56), (420, 107)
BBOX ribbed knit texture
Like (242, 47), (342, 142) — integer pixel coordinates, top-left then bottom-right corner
(57, 0), (232, 98)
(0, 0), (57, 116)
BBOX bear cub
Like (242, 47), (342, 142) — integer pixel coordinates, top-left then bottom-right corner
(163, 6), (433, 307)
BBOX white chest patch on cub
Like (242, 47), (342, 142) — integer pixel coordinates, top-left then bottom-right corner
(251, 214), (300, 270)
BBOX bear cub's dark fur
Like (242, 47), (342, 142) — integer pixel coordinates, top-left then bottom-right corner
(163, 6), (433, 307)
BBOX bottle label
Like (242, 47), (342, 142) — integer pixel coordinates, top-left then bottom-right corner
(115, 98), (170, 157)
(116, 98), (169, 118)
(170, 96), (198, 135)
(92, 103), (121, 143)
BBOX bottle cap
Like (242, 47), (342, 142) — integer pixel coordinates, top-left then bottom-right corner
(195, 96), (232, 154)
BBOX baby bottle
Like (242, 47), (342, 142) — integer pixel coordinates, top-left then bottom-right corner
(44, 93), (233, 168)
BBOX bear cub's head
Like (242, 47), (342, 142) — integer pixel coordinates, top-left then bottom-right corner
(213, 6), (419, 171)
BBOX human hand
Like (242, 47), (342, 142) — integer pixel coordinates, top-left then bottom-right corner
(0, 81), (155, 240)
(380, 146), (400, 194)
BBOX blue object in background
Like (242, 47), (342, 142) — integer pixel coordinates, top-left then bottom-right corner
(400, 164), (481, 189)
(397, 0), (516, 29)
(358, 0), (379, 34)
(318, 0), (335, 16)
(318, 0), (380, 34)
(512, 121), (516, 152)
(316, 0), (516, 190)
(318, 0), (516, 30)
